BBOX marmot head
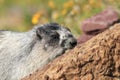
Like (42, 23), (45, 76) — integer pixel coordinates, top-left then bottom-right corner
(36, 23), (77, 52)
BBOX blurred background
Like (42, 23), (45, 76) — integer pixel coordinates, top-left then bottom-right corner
(0, 0), (120, 37)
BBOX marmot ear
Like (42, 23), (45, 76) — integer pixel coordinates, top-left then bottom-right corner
(36, 27), (48, 39)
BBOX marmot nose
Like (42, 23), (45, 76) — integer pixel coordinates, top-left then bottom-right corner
(70, 39), (77, 47)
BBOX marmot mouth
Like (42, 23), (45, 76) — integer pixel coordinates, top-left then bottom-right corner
(69, 41), (77, 48)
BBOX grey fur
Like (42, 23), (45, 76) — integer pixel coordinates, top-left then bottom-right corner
(0, 23), (77, 80)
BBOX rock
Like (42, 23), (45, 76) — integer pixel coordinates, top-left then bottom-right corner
(81, 19), (108, 33)
(81, 8), (119, 34)
(77, 34), (93, 44)
(22, 24), (120, 80)
(78, 8), (120, 44)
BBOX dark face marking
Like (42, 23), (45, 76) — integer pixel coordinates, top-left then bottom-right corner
(60, 39), (66, 47)
(36, 27), (49, 40)
(36, 26), (60, 50)
(36, 23), (61, 43)
(47, 31), (60, 47)
(50, 31), (60, 40)
(67, 34), (73, 37)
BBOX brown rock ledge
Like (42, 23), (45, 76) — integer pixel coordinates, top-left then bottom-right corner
(22, 24), (120, 80)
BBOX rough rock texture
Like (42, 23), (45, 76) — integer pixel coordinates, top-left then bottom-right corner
(23, 24), (120, 80)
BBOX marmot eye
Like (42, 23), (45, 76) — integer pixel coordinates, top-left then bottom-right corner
(50, 32), (59, 39)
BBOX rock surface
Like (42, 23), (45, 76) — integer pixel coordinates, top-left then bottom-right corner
(23, 24), (120, 80)
(81, 8), (119, 33)
(77, 34), (93, 44)
(78, 8), (120, 44)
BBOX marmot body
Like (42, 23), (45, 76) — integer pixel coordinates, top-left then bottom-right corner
(0, 23), (77, 80)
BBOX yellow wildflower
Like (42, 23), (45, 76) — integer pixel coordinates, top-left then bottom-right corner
(48, 0), (55, 9)
(108, 0), (114, 2)
(32, 12), (42, 24)
(71, 9), (77, 15)
(83, 4), (91, 12)
(63, 0), (74, 9)
(70, 5), (80, 15)
(89, 0), (102, 8)
(62, 9), (67, 16)
(89, 0), (95, 5)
